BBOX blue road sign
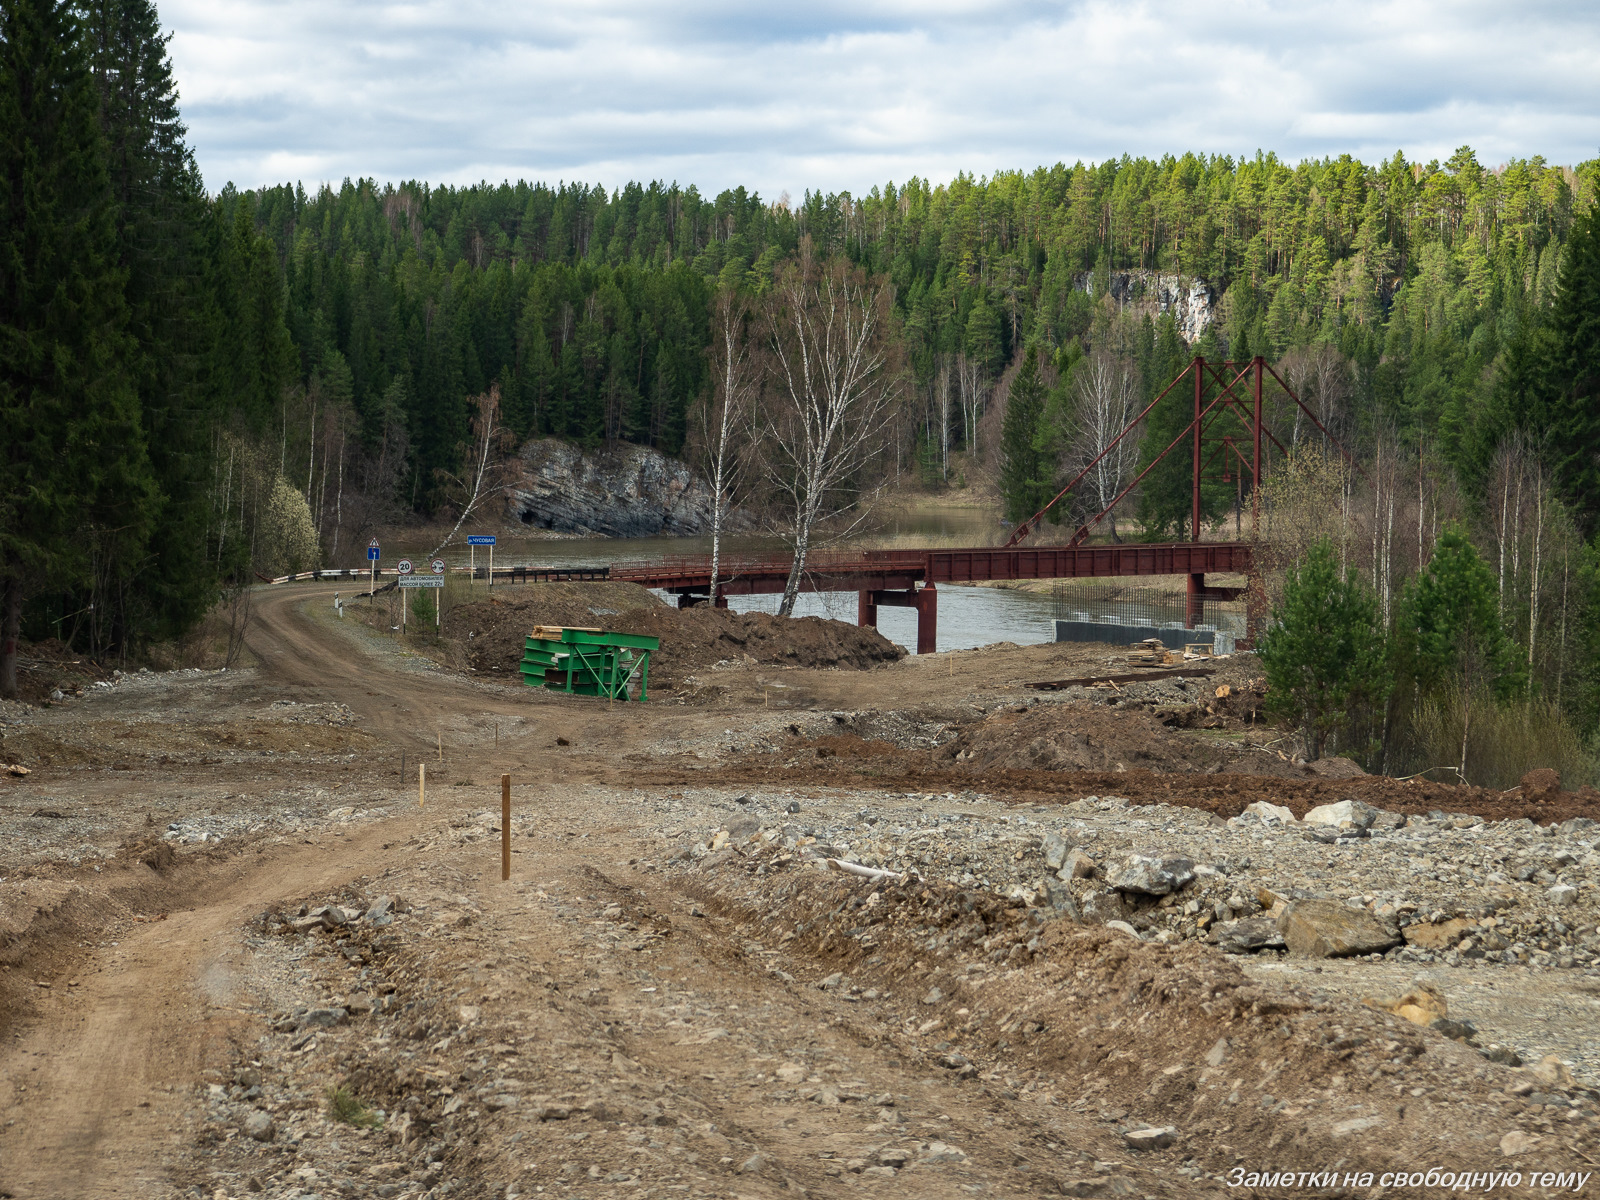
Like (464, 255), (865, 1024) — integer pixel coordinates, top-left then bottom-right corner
(367, 546), (380, 561)
(468, 535), (496, 546)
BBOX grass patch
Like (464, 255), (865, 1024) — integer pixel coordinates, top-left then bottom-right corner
(325, 1083), (384, 1128)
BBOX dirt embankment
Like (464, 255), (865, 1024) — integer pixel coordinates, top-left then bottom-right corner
(449, 584), (905, 688)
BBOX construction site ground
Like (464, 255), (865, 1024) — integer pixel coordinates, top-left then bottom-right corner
(3, 582), (1600, 1200)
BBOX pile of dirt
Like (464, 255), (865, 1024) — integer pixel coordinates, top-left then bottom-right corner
(452, 584), (904, 688)
(684, 852), (1593, 1184)
(938, 703), (1274, 775)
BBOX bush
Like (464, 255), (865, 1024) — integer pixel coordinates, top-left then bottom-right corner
(1407, 692), (1598, 790)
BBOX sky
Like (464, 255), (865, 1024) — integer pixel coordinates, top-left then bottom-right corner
(163, 0), (1600, 198)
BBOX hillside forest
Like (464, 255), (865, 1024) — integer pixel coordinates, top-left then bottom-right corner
(2, 0), (1599, 783)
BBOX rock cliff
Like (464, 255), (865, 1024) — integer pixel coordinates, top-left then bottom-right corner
(504, 438), (730, 537)
(1072, 270), (1215, 342)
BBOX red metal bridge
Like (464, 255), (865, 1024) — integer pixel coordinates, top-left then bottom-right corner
(611, 542), (1254, 654)
(608, 354), (1357, 653)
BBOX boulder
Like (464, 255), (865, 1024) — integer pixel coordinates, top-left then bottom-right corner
(1123, 1126), (1177, 1151)
(1059, 848), (1096, 880)
(1103, 853), (1195, 896)
(242, 1110), (275, 1142)
(1042, 831), (1070, 871)
(1244, 801), (1296, 824)
(1213, 917), (1285, 955)
(1278, 899), (1399, 958)
(1080, 889), (1128, 924)
(1301, 800), (1378, 831)
(296, 1007), (348, 1030)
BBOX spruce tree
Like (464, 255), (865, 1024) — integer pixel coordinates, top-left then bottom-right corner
(1545, 206), (1600, 536)
(0, 0), (152, 696)
(998, 346), (1051, 525)
(85, 0), (218, 642)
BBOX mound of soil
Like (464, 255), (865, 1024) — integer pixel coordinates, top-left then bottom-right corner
(936, 702), (1311, 778)
(451, 584), (904, 687)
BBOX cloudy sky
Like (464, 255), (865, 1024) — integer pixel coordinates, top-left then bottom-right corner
(162, 0), (1600, 198)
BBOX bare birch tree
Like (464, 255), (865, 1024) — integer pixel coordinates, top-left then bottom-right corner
(1070, 350), (1142, 540)
(956, 353), (987, 460)
(761, 250), (902, 617)
(696, 289), (760, 602)
(429, 384), (514, 557)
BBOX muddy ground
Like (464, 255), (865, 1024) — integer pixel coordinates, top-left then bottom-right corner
(2, 581), (1599, 1200)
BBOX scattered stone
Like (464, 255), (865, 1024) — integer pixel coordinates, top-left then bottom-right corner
(1529, 1055), (1575, 1088)
(1301, 799), (1378, 831)
(1042, 831), (1070, 871)
(1244, 801), (1295, 824)
(1204, 1038), (1230, 1067)
(921, 986), (944, 1005)
(1212, 917), (1285, 954)
(738, 1152), (769, 1174)
(1500, 1130), (1541, 1156)
(1060, 848), (1096, 880)
(1103, 853), (1195, 896)
(296, 1007), (348, 1030)
(1547, 884), (1578, 906)
(1103, 920), (1142, 940)
(242, 1110), (275, 1142)
(1431, 1017), (1479, 1044)
(920, 1141), (967, 1164)
(1402, 917), (1473, 951)
(1331, 1116), (1384, 1137)
(1365, 982), (1448, 1027)
(1080, 890), (1127, 924)
(1278, 899), (1399, 958)
(1122, 1126), (1177, 1151)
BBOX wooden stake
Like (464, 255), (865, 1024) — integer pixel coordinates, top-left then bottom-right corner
(418, 761), (425, 808)
(501, 773), (511, 881)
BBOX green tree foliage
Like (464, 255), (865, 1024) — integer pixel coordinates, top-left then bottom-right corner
(0, 0), (154, 695)
(1400, 526), (1523, 700)
(1543, 206), (1600, 535)
(999, 348), (1052, 524)
(1259, 539), (1390, 760)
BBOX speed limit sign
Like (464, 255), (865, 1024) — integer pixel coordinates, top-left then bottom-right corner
(397, 558), (413, 574)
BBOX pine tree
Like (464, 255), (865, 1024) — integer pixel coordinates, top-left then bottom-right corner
(998, 346), (1051, 524)
(1259, 538), (1390, 760)
(1, 0), (153, 696)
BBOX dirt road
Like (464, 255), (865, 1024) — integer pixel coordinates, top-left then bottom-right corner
(2, 587), (1598, 1199)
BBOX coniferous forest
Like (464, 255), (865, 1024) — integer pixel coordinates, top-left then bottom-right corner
(3, 0), (1599, 778)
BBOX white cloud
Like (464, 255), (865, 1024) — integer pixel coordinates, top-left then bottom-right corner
(162, 0), (1600, 197)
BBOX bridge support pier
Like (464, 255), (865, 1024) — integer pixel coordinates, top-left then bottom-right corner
(1186, 573), (1205, 628)
(857, 583), (938, 655)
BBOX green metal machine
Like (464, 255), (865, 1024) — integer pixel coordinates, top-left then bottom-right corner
(519, 625), (660, 701)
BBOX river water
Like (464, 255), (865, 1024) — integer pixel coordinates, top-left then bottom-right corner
(375, 508), (1061, 655)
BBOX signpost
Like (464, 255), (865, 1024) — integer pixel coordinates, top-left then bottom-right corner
(468, 534), (496, 586)
(367, 540), (380, 596)
(396, 559), (413, 631)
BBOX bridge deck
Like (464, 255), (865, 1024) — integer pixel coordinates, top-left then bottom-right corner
(610, 541), (1252, 596)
